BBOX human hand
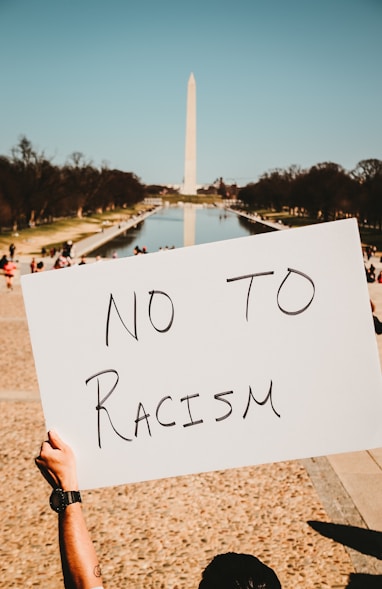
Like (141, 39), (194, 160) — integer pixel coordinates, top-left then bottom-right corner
(35, 431), (79, 491)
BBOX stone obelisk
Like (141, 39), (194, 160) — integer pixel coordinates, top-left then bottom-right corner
(181, 73), (197, 195)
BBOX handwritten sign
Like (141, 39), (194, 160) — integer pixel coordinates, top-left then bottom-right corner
(21, 218), (382, 489)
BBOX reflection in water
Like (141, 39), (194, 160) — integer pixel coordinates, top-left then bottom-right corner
(90, 206), (275, 258)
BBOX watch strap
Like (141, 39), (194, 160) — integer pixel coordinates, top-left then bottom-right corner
(65, 490), (82, 506)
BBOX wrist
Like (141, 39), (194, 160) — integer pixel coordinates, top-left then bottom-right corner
(57, 474), (79, 491)
(61, 482), (79, 492)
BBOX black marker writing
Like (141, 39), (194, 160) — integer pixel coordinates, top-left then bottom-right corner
(180, 393), (204, 428)
(85, 369), (132, 448)
(148, 290), (175, 333)
(227, 268), (315, 320)
(105, 289), (175, 346)
(135, 402), (151, 437)
(277, 268), (315, 315)
(242, 381), (280, 419)
(156, 396), (176, 427)
(106, 293), (138, 346)
(226, 272), (274, 321)
(86, 374), (281, 448)
(214, 390), (234, 422)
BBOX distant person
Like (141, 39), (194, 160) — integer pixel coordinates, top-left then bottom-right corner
(78, 255), (87, 265)
(3, 259), (17, 290)
(36, 261), (45, 272)
(371, 300), (382, 335)
(0, 254), (8, 269)
(62, 240), (73, 258)
(378, 271), (382, 284)
(54, 255), (70, 269)
(9, 242), (15, 260)
(30, 258), (37, 273)
(133, 245), (142, 255)
(366, 264), (376, 283)
(36, 431), (282, 589)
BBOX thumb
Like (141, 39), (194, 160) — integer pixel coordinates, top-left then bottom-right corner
(47, 430), (65, 450)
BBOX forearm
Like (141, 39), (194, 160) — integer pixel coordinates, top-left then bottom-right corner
(36, 431), (104, 588)
(59, 503), (103, 589)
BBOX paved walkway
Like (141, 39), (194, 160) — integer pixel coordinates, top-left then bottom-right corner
(226, 207), (288, 230)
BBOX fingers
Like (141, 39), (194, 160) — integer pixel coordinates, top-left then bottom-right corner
(36, 439), (57, 482)
(36, 431), (65, 475)
(36, 431), (79, 491)
(38, 431), (68, 458)
(37, 431), (63, 457)
(35, 456), (58, 488)
(47, 430), (65, 450)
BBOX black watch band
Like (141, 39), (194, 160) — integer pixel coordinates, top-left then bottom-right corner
(49, 488), (82, 513)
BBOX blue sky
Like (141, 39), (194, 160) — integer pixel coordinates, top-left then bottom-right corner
(0, 0), (381, 186)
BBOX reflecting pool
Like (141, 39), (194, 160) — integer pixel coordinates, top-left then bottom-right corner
(90, 205), (275, 258)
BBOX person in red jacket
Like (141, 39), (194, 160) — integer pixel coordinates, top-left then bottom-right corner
(3, 259), (17, 290)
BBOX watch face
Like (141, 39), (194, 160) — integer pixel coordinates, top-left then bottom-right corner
(50, 488), (66, 513)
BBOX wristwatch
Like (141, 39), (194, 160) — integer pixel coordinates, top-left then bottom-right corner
(49, 488), (82, 513)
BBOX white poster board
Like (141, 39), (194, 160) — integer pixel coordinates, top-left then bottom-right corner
(22, 218), (382, 489)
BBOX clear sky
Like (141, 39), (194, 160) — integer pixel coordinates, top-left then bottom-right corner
(0, 0), (381, 186)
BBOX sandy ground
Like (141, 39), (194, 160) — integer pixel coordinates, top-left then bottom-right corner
(2, 245), (382, 588)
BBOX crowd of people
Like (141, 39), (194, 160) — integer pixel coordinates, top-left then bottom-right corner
(133, 244), (176, 255)
(133, 244), (147, 255)
(363, 243), (382, 284)
(1, 239), (181, 289)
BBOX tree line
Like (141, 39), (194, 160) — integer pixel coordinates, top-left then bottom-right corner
(235, 160), (382, 229)
(1, 137), (381, 231)
(0, 136), (145, 230)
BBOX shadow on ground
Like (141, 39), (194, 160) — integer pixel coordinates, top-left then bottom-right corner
(346, 573), (382, 588)
(308, 521), (382, 588)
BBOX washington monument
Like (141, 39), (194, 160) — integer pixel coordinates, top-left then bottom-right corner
(181, 73), (197, 195)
